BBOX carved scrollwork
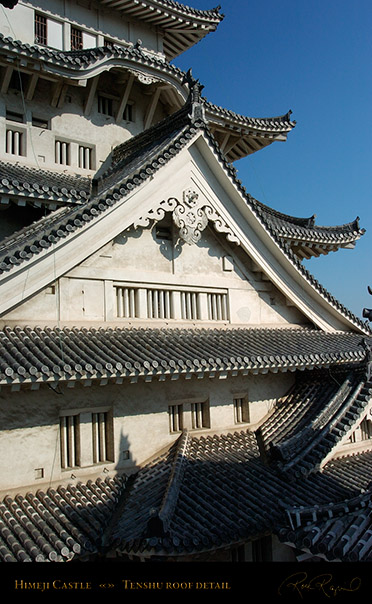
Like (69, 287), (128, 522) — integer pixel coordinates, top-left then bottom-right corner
(128, 69), (161, 85)
(133, 191), (241, 246)
(134, 198), (178, 229)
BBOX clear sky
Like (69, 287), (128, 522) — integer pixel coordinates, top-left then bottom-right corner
(173, 0), (372, 321)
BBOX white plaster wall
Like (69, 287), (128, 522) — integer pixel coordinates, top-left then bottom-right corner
(2, 223), (307, 325)
(0, 1), (160, 53)
(0, 78), (163, 174)
(0, 371), (294, 494)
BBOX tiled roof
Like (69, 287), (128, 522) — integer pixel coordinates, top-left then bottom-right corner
(254, 202), (365, 259)
(1, 367), (372, 562)
(260, 367), (372, 477)
(0, 33), (295, 145)
(0, 326), (370, 386)
(108, 423), (372, 558)
(0, 96), (368, 332)
(280, 453), (372, 561)
(0, 160), (90, 207)
(96, 0), (224, 60)
(0, 476), (125, 562)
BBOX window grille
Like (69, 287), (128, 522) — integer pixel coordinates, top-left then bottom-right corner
(180, 291), (199, 321)
(116, 286), (137, 318)
(169, 405), (183, 433)
(55, 140), (70, 165)
(78, 145), (93, 170)
(98, 95), (114, 116)
(207, 292), (228, 321)
(71, 27), (83, 50)
(147, 289), (172, 319)
(234, 397), (249, 423)
(60, 415), (80, 469)
(5, 129), (24, 156)
(360, 419), (372, 440)
(35, 13), (47, 45)
(191, 402), (210, 430)
(92, 412), (110, 463)
(123, 103), (134, 122)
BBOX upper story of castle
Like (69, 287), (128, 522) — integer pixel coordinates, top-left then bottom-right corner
(0, 0), (295, 194)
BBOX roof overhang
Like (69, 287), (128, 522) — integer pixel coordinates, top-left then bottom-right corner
(98, 0), (224, 60)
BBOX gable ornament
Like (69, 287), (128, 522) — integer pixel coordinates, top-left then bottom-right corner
(172, 188), (208, 245)
(134, 190), (241, 246)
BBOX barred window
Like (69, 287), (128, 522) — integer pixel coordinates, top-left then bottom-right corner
(60, 410), (114, 469)
(78, 145), (93, 170)
(180, 291), (199, 321)
(207, 292), (228, 321)
(98, 95), (114, 116)
(60, 414), (80, 469)
(169, 405), (183, 433)
(191, 402), (210, 430)
(116, 286), (137, 318)
(35, 13), (47, 45)
(147, 289), (172, 320)
(92, 412), (111, 464)
(55, 140), (70, 165)
(71, 27), (83, 50)
(6, 128), (24, 156)
(123, 103), (134, 122)
(234, 397), (250, 423)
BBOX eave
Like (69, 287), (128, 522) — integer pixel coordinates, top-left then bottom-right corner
(0, 34), (295, 160)
(98, 0), (224, 60)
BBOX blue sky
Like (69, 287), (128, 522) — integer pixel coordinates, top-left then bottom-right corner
(173, 0), (372, 321)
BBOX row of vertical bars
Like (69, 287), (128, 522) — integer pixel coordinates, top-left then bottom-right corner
(115, 287), (229, 321)
(6, 129), (23, 156)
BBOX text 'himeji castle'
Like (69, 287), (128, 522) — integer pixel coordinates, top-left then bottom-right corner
(0, 0), (372, 564)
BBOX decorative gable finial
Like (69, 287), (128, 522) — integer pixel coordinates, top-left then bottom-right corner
(182, 69), (206, 124)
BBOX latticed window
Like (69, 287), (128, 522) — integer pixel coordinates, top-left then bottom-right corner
(169, 405), (183, 433)
(207, 292), (228, 321)
(147, 289), (172, 319)
(180, 291), (199, 321)
(35, 14), (47, 45)
(6, 129), (24, 156)
(191, 402), (210, 430)
(116, 286), (137, 318)
(60, 414), (80, 469)
(55, 140), (70, 165)
(71, 27), (83, 50)
(234, 397), (250, 423)
(123, 103), (134, 122)
(92, 412), (111, 464)
(60, 411), (113, 469)
(78, 145), (93, 170)
(98, 95), (113, 116)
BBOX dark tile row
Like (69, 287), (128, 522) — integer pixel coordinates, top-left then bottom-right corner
(0, 325), (369, 385)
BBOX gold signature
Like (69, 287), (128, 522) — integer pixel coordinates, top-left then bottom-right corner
(278, 572), (361, 599)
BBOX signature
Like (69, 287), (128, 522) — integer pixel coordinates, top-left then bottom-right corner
(278, 572), (361, 599)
